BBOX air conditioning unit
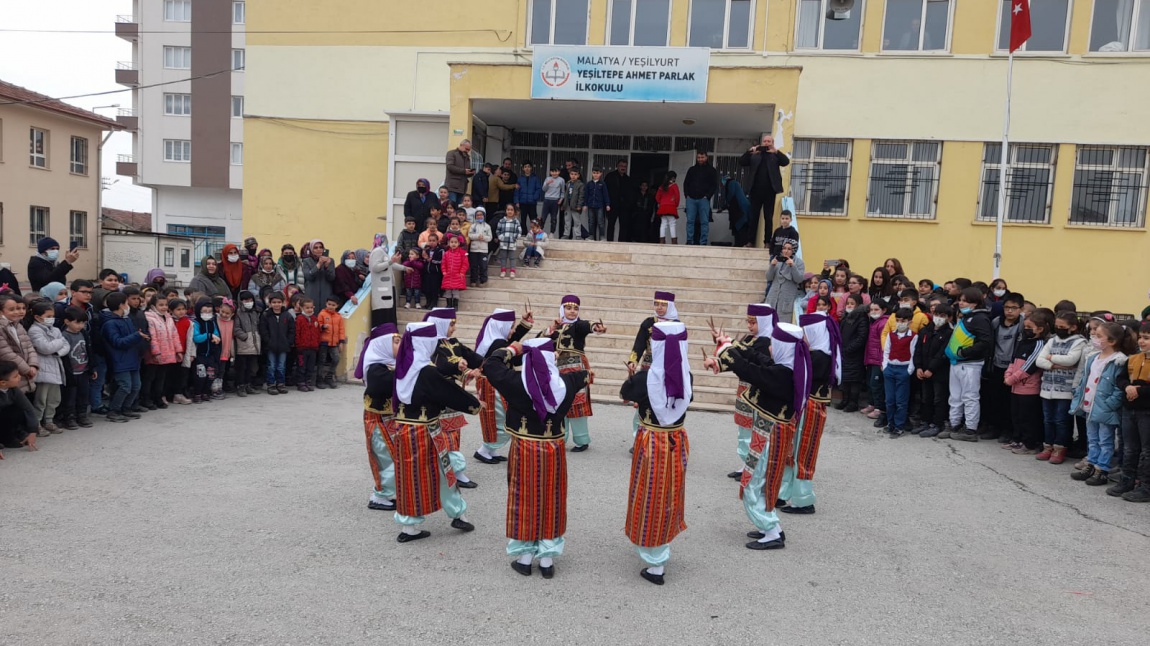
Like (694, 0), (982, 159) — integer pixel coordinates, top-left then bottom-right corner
(827, 0), (854, 20)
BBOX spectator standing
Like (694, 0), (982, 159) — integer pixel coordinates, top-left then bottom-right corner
(368, 234), (397, 327)
(584, 167), (612, 241)
(738, 135), (790, 248)
(634, 181), (657, 243)
(764, 242), (804, 323)
(220, 244), (254, 300)
(404, 179), (439, 223)
(444, 140), (474, 204)
(189, 257), (231, 298)
(604, 160), (637, 242)
(654, 172), (681, 245)
(333, 250), (365, 307)
(278, 244), (306, 290)
(838, 293), (869, 412)
(769, 210), (800, 258)
(514, 162), (542, 232)
(249, 254), (288, 295)
(0, 254), (21, 296)
(541, 168), (566, 236)
(242, 237), (261, 273)
(28, 237), (79, 293)
(683, 151), (719, 246)
(301, 239), (336, 306)
(489, 170), (517, 213)
(723, 176), (751, 246)
(942, 288), (994, 442)
(496, 206), (523, 280)
(472, 163), (493, 211)
(564, 168), (587, 241)
(467, 209), (493, 287)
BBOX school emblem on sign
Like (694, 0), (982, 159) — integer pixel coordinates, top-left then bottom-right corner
(540, 56), (571, 88)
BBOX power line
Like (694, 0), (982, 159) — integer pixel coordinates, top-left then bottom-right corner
(0, 67), (241, 107)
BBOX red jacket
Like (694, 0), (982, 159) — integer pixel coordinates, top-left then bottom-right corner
(655, 183), (680, 217)
(174, 316), (192, 353)
(440, 247), (470, 291)
(294, 313), (320, 350)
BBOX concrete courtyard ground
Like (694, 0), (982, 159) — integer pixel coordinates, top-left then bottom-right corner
(2, 389), (1149, 645)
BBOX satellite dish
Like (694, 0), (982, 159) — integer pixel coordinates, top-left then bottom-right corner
(827, 0), (854, 20)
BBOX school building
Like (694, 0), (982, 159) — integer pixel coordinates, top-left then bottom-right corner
(242, 0), (1150, 315)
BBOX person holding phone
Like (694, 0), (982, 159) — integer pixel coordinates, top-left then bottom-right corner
(738, 135), (790, 249)
(28, 236), (79, 293)
(301, 239), (336, 308)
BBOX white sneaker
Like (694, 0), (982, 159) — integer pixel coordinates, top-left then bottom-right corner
(404, 303), (411, 309)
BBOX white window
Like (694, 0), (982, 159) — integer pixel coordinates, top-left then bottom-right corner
(70, 136), (88, 175)
(790, 139), (852, 216)
(180, 249), (191, 268)
(232, 49), (245, 71)
(233, 1), (246, 24)
(231, 143), (244, 166)
(528, 0), (589, 45)
(797, 0), (865, 50)
(997, 0), (1070, 52)
(866, 140), (941, 220)
(164, 46), (192, 69)
(164, 93), (192, 116)
(232, 96), (244, 118)
(29, 206), (49, 244)
(164, 139), (192, 163)
(69, 211), (87, 248)
(30, 127), (48, 168)
(164, 248), (176, 267)
(1090, 0), (1150, 52)
(883, 0), (951, 51)
(1070, 146), (1149, 228)
(977, 143), (1057, 224)
(609, 0), (671, 46)
(689, 0), (753, 49)
(164, 0), (192, 22)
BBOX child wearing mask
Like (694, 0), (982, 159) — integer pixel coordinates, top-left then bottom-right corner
(914, 302), (953, 438)
(1035, 312), (1086, 465)
(1003, 310), (1050, 454)
(294, 297), (320, 391)
(941, 288), (993, 442)
(58, 307), (93, 429)
(190, 300), (222, 404)
(863, 301), (888, 426)
(1112, 322), (1150, 501)
(882, 308), (917, 437)
(215, 301), (237, 399)
(233, 291), (262, 396)
(1070, 322), (1136, 486)
(880, 289), (929, 345)
(26, 301), (70, 435)
(837, 293), (869, 413)
(984, 292), (1026, 442)
(141, 294), (180, 409)
(101, 292), (147, 422)
(316, 295), (346, 389)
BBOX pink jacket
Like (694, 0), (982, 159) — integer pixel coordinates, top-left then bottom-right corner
(864, 316), (886, 367)
(1004, 357), (1042, 396)
(144, 310), (180, 365)
(0, 316), (39, 392)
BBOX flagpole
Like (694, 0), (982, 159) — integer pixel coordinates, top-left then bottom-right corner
(993, 51), (1015, 280)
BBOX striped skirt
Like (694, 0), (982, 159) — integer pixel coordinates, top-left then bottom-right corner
(795, 400), (828, 480)
(625, 424), (690, 547)
(393, 420), (453, 517)
(557, 352), (592, 418)
(734, 382), (753, 429)
(506, 436), (567, 542)
(739, 413), (796, 512)
(440, 411), (467, 451)
(476, 376), (508, 445)
(363, 410), (396, 492)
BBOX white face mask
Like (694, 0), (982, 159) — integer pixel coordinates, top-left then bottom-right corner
(870, 312), (883, 320)
(42, 317), (56, 327)
(896, 322), (910, 333)
(993, 289), (1006, 298)
(933, 316), (947, 327)
(46, 249), (60, 261)
(200, 312), (214, 321)
(843, 307), (855, 314)
(227, 254), (240, 263)
(344, 259), (356, 268)
(242, 301), (254, 310)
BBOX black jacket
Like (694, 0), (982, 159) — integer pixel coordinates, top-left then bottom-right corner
(27, 256), (73, 293)
(718, 343), (796, 423)
(471, 171), (490, 205)
(364, 363), (395, 415)
(738, 149), (790, 195)
(395, 365), (481, 422)
(605, 170), (638, 214)
(258, 309), (296, 354)
(484, 347), (586, 438)
(403, 191), (438, 223)
(955, 309), (993, 364)
(0, 267), (21, 296)
(620, 369), (693, 428)
(683, 162), (720, 200)
(914, 322), (953, 377)
(839, 309), (869, 384)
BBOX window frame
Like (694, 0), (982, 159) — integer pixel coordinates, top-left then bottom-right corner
(687, 0), (756, 50)
(865, 140), (943, 220)
(233, 1), (246, 25)
(994, 0), (1073, 54)
(1088, 0), (1150, 53)
(30, 127), (48, 168)
(70, 136), (89, 175)
(29, 206), (49, 245)
(164, 139), (192, 163)
(69, 210), (88, 249)
(1069, 145), (1150, 228)
(795, 0), (867, 52)
(790, 138), (853, 217)
(976, 142), (1058, 225)
(164, 93), (192, 116)
(231, 143), (244, 166)
(164, 46), (192, 69)
(231, 96), (244, 118)
(880, 0), (955, 53)
(527, 0), (591, 46)
(232, 49), (246, 72)
(163, 0), (192, 22)
(164, 247), (176, 268)
(607, 0), (673, 47)
(180, 248), (192, 269)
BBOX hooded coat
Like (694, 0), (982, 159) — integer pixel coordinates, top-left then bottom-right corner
(188, 258), (231, 298)
(0, 315), (39, 392)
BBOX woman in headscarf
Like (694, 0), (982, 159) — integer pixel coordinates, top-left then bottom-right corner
(544, 295), (607, 452)
(278, 244), (305, 290)
(620, 321), (693, 586)
(301, 239), (336, 306)
(706, 320), (811, 552)
(357, 323), (400, 512)
(188, 257), (231, 298)
(391, 322), (482, 544)
(626, 291), (680, 438)
(248, 253), (287, 295)
(424, 307), (482, 489)
(368, 234), (397, 327)
(482, 337), (588, 580)
(333, 249), (364, 307)
(144, 268), (168, 292)
(472, 307), (534, 464)
(403, 178), (437, 225)
(219, 243), (253, 299)
(723, 304), (778, 479)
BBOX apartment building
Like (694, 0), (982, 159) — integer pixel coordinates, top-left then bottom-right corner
(115, 0), (246, 259)
(242, 0), (1150, 312)
(0, 80), (121, 283)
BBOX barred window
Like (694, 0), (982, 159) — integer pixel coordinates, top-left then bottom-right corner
(508, 148), (548, 172)
(866, 141), (940, 220)
(977, 144), (1056, 224)
(1070, 146), (1149, 228)
(675, 136), (715, 153)
(511, 131), (549, 148)
(791, 139), (851, 217)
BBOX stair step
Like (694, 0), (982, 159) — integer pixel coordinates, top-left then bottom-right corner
(445, 275), (763, 303)
(402, 291), (762, 314)
(545, 239), (765, 260)
(536, 259), (766, 282)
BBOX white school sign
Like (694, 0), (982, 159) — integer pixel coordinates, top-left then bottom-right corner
(531, 45), (710, 103)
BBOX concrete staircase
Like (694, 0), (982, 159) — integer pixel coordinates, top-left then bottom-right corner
(396, 240), (772, 413)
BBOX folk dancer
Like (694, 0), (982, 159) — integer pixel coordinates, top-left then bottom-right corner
(626, 290), (680, 438)
(425, 307), (481, 488)
(621, 321), (693, 585)
(728, 304), (777, 479)
(356, 322), (400, 511)
(778, 312), (842, 515)
(706, 321), (811, 550)
(472, 307), (534, 464)
(544, 295), (606, 452)
(483, 338), (588, 579)
(391, 322), (483, 543)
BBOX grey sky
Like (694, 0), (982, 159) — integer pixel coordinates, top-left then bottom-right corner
(0, 0), (152, 212)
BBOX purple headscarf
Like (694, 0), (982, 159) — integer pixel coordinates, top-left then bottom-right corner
(394, 322), (439, 407)
(771, 322), (813, 421)
(799, 313), (842, 387)
(521, 338), (565, 422)
(748, 303), (778, 338)
(355, 322), (397, 379)
(559, 295), (581, 323)
(648, 322), (691, 426)
(475, 308), (517, 356)
(422, 307), (456, 339)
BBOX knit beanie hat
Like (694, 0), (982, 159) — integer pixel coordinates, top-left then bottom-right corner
(37, 237), (60, 254)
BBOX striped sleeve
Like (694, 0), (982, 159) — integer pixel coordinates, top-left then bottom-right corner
(1021, 339), (1044, 375)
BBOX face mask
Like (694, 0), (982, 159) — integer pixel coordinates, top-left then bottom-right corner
(870, 312), (883, 320)
(1055, 328), (1070, 339)
(1023, 329), (1035, 340)
(993, 289), (1006, 298)
(344, 259), (356, 268)
(284, 254), (295, 262)
(226, 254), (239, 263)
(242, 301), (254, 310)
(418, 186), (428, 194)
(200, 312), (214, 321)
(844, 307), (855, 314)
(476, 217), (484, 223)
(1091, 337), (1103, 350)
(42, 318), (56, 327)
(46, 249), (59, 261)
(960, 306), (973, 315)
(933, 316), (947, 327)
(896, 322), (909, 333)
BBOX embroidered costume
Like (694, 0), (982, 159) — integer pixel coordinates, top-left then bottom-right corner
(424, 307), (482, 487)
(730, 304), (777, 478)
(357, 323), (399, 511)
(628, 290), (680, 437)
(545, 295), (602, 450)
(473, 308), (533, 464)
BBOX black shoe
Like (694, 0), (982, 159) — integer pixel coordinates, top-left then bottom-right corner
(951, 429), (979, 442)
(131, 406), (147, 414)
(493, 455), (508, 462)
(779, 504), (815, 515)
(1107, 477), (1136, 497)
(473, 451), (500, 465)
(237, 388), (248, 398)
(1071, 465), (1095, 481)
(267, 386), (279, 396)
(368, 499), (396, 511)
(570, 444), (589, 453)
(746, 538), (786, 550)
(872, 414), (887, 428)
(511, 561), (533, 577)
(121, 410), (142, 419)
(727, 470), (742, 479)
(640, 569), (664, 585)
(747, 530), (786, 540)
(93, 406), (110, 415)
(106, 412), (129, 423)
(1085, 470), (1110, 486)
(315, 381), (329, 390)
(451, 518), (475, 532)
(980, 429), (1000, 440)
(76, 416), (94, 428)
(396, 530), (431, 543)
(156, 400), (169, 408)
(833, 400), (848, 410)
(457, 479), (478, 489)
(1122, 485), (1150, 502)
(540, 565), (555, 579)
(842, 403), (859, 413)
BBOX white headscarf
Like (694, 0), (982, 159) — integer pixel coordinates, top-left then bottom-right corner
(424, 308), (454, 339)
(801, 313), (842, 384)
(363, 333), (397, 371)
(521, 338), (566, 419)
(749, 303), (778, 339)
(654, 291), (679, 322)
(647, 321), (692, 426)
(395, 322), (440, 406)
(475, 308), (516, 356)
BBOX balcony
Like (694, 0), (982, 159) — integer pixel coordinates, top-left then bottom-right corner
(116, 154), (138, 177)
(115, 61), (138, 86)
(115, 15), (138, 41)
(116, 108), (138, 131)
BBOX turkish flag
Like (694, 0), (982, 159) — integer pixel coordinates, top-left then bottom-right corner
(1009, 0), (1032, 52)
